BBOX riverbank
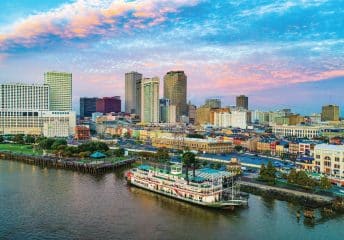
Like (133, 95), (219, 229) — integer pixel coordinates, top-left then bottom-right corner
(239, 178), (344, 215)
(2, 149), (343, 213)
(0, 151), (135, 174)
(1, 160), (343, 240)
(239, 179), (333, 207)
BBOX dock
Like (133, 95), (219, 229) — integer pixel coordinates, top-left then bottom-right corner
(0, 151), (136, 174)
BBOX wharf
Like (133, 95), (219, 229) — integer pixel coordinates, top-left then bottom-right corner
(0, 151), (136, 174)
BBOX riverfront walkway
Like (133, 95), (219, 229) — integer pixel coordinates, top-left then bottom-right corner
(0, 151), (136, 174)
(238, 180), (334, 203)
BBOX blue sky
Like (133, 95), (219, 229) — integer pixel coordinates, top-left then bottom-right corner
(0, 0), (343, 114)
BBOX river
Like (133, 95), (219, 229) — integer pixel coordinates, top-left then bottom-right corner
(0, 160), (343, 240)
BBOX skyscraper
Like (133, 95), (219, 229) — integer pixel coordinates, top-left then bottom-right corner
(80, 97), (98, 119)
(159, 98), (170, 123)
(163, 71), (187, 120)
(0, 83), (49, 111)
(96, 97), (121, 114)
(236, 95), (248, 110)
(0, 83), (75, 136)
(321, 105), (340, 121)
(141, 77), (159, 123)
(125, 71), (142, 115)
(204, 98), (221, 108)
(188, 103), (197, 124)
(44, 71), (72, 111)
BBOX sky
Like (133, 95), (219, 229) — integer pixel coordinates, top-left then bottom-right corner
(0, 0), (343, 115)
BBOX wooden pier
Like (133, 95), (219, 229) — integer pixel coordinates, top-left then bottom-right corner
(0, 151), (136, 174)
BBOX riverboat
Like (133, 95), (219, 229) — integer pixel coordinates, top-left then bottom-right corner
(126, 164), (248, 209)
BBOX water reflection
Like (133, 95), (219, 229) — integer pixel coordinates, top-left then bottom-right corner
(0, 160), (343, 240)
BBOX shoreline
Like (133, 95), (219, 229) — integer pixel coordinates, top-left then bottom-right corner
(238, 179), (344, 214)
(1, 150), (343, 212)
(0, 151), (135, 174)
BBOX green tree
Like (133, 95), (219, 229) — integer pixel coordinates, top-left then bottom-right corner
(319, 176), (332, 190)
(287, 169), (317, 189)
(187, 133), (204, 139)
(259, 161), (277, 184)
(25, 135), (35, 144)
(0, 135), (4, 143)
(215, 163), (222, 169)
(156, 148), (170, 163)
(287, 169), (298, 184)
(78, 141), (109, 153)
(13, 134), (24, 144)
(114, 148), (125, 157)
(234, 145), (243, 152)
(182, 152), (195, 183)
(79, 151), (91, 158)
(38, 138), (55, 150)
(51, 139), (67, 150)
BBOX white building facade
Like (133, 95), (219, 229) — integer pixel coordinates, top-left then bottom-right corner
(213, 110), (247, 129)
(314, 144), (344, 182)
(141, 77), (159, 123)
(272, 125), (323, 138)
(0, 83), (75, 137)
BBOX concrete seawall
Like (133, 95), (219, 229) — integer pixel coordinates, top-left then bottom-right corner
(239, 180), (333, 207)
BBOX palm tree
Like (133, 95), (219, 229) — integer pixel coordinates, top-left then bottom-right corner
(182, 152), (196, 184)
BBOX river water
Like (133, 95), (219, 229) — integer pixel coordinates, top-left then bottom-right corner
(0, 160), (343, 240)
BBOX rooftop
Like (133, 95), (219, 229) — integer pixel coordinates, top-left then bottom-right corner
(315, 144), (344, 151)
(195, 168), (233, 179)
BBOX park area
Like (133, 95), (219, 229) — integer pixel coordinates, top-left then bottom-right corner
(0, 143), (42, 155)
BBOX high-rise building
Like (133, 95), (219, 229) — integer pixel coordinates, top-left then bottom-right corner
(213, 109), (247, 129)
(44, 71), (72, 111)
(195, 107), (212, 125)
(159, 98), (170, 123)
(163, 71), (187, 120)
(0, 83), (75, 136)
(125, 71), (142, 115)
(0, 83), (49, 111)
(96, 97), (121, 114)
(204, 98), (221, 108)
(188, 103), (197, 124)
(321, 105), (340, 121)
(236, 95), (248, 110)
(80, 97), (98, 119)
(141, 77), (159, 123)
(169, 105), (177, 124)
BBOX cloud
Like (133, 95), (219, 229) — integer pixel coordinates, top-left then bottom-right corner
(240, 0), (329, 17)
(0, 0), (199, 50)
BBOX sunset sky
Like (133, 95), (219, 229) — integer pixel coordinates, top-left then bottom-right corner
(0, 0), (343, 114)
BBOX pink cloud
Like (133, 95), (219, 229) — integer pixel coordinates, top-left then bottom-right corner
(0, 0), (199, 50)
(159, 60), (344, 99)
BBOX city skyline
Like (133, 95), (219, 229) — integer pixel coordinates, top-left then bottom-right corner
(0, 0), (343, 114)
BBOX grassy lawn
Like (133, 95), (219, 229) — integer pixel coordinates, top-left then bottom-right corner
(0, 143), (42, 155)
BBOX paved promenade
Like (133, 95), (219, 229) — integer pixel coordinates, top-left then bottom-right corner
(239, 180), (334, 203)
